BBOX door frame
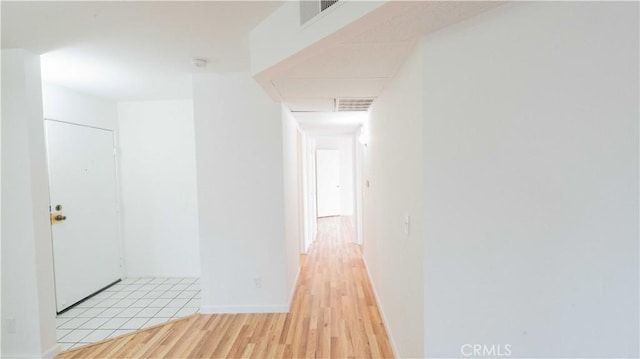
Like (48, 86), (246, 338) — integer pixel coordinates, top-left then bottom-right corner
(44, 118), (125, 310)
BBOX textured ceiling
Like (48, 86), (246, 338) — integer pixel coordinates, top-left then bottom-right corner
(1, 0), (501, 109)
(271, 1), (502, 113)
(284, 42), (417, 79)
(347, 1), (499, 44)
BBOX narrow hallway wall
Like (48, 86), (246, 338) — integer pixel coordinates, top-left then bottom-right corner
(192, 73), (289, 313)
(282, 106), (302, 303)
(362, 44), (425, 358)
(118, 100), (200, 277)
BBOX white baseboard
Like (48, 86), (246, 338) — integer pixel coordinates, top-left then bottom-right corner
(198, 267), (300, 315)
(42, 344), (61, 359)
(361, 255), (400, 358)
(1, 344), (60, 359)
(288, 266), (301, 309)
(200, 304), (289, 314)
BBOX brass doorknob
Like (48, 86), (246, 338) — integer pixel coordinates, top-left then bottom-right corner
(51, 212), (67, 224)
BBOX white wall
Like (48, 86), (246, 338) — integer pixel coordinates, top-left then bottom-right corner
(282, 106), (302, 302)
(362, 44), (424, 358)
(117, 100), (200, 278)
(42, 83), (118, 131)
(303, 136), (318, 251)
(421, 2), (638, 357)
(354, 129), (364, 245)
(193, 73), (289, 313)
(314, 136), (355, 217)
(41, 84), (124, 285)
(1, 49), (59, 358)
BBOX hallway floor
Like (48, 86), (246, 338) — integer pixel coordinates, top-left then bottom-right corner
(56, 277), (200, 350)
(57, 217), (394, 358)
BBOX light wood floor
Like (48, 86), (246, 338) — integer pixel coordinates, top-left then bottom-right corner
(57, 217), (394, 358)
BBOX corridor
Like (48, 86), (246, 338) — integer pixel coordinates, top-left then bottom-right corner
(57, 217), (394, 358)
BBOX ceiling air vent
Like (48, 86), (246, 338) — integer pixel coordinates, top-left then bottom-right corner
(336, 98), (375, 112)
(300, 0), (340, 25)
(321, 0), (339, 12)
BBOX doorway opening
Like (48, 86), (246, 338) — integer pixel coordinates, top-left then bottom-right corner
(296, 108), (367, 254)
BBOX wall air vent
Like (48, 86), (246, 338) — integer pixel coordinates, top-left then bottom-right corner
(300, 0), (340, 25)
(336, 98), (375, 112)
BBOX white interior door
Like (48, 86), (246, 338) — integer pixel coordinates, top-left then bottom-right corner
(45, 120), (121, 312)
(316, 149), (341, 217)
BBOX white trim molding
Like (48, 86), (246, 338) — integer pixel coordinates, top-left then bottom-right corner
(362, 255), (400, 358)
